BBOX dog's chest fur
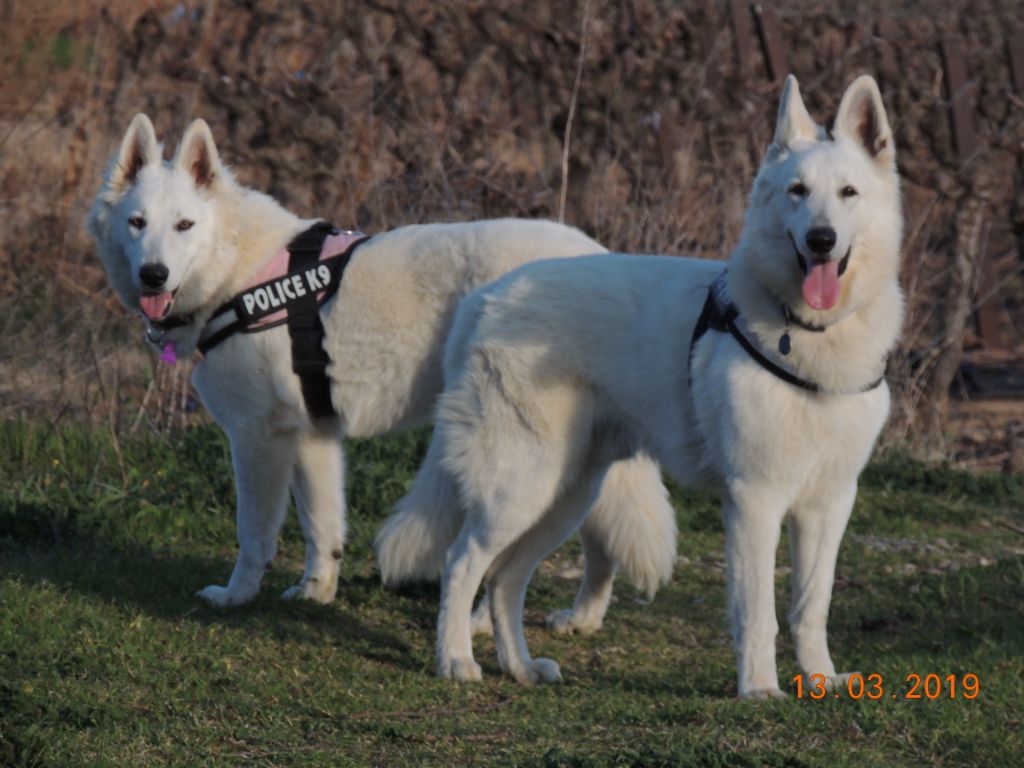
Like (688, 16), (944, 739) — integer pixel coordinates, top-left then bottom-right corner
(693, 346), (890, 498)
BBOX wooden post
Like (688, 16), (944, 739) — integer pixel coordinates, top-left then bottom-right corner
(752, 3), (789, 82)
(940, 38), (978, 163)
(876, 17), (899, 86)
(730, 0), (755, 78)
(941, 37), (1004, 349)
(1008, 33), (1024, 93)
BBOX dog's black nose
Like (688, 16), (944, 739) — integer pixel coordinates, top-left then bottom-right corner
(139, 263), (169, 289)
(805, 227), (837, 256)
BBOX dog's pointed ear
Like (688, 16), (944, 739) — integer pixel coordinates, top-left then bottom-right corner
(174, 118), (220, 189)
(110, 113), (159, 192)
(770, 75), (818, 155)
(834, 75), (895, 168)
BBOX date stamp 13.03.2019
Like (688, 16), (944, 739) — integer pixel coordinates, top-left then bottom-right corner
(793, 673), (980, 700)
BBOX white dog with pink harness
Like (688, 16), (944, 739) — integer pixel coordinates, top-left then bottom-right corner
(88, 114), (678, 630)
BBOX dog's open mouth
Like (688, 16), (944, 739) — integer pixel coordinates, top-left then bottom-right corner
(140, 290), (193, 331)
(789, 233), (851, 312)
(140, 290), (175, 321)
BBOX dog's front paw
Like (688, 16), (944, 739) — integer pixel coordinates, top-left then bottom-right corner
(740, 687), (788, 701)
(437, 656), (483, 683)
(196, 584), (254, 608)
(545, 608), (602, 636)
(511, 658), (563, 686)
(280, 578), (336, 604)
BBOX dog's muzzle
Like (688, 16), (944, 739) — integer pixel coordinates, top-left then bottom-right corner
(789, 231), (851, 276)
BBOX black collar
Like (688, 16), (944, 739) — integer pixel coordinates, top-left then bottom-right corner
(782, 304), (828, 333)
(145, 312), (192, 347)
(689, 272), (884, 395)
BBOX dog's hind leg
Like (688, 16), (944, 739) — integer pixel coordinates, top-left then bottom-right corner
(474, 528), (591, 637)
(435, 519), (501, 683)
(437, 470), (568, 683)
(470, 591), (495, 636)
(436, 458), (571, 682)
(435, 429), (580, 682)
(435, 345), (592, 682)
(787, 481), (858, 691)
(544, 515), (615, 636)
(198, 424), (297, 607)
(488, 467), (606, 684)
(284, 422), (346, 603)
(547, 452), (676, 635)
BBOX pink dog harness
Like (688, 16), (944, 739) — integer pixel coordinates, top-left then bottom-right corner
(197, 222), (370, 417)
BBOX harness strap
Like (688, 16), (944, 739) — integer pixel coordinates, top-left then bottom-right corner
(197, 303), (243, 353)
(726, 315), (821, 392)
(286, 223), (341, 419)
(197, 222), (370, 420)
(689, 273), (884, 395)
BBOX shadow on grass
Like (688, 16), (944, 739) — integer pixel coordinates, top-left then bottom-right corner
(837, 557), (1024, 660)
(520, 743), (816, 768)
(576, 557), (1023, 700)
(0, 539), (421, 672)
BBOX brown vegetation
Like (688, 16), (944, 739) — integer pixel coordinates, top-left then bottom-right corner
(0, 1), (1021, 468)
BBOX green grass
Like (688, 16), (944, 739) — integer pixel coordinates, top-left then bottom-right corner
(1, 419), (1022, 767)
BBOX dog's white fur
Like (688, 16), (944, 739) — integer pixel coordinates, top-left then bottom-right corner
(386, 75), (903, 692)
(88, 116), (676, 621)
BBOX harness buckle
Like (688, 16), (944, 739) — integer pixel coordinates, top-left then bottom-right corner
(145, 323), (168, 346)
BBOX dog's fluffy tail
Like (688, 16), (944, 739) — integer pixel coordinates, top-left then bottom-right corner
(586, 453), (677, 598)
(375, 438), (463, 586)
(376, 444), (677, 595)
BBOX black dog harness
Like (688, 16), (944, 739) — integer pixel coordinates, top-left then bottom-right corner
(689, 271), (884, 394)
(197, 222), (370, 418)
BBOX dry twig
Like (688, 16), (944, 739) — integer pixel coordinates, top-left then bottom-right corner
(558, 0), (591, 223)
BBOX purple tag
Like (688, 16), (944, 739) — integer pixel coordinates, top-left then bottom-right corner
(160, 342), (178, 366)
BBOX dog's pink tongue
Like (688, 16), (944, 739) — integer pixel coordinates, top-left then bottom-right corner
(139, 292), (174, 320)
(802, 260), (841, 311)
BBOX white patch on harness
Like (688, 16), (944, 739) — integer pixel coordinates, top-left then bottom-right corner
(240, 264), (333, 318)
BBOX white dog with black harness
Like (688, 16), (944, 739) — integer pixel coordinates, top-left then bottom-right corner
(88, 115), (677, 630)
(385, 75), (904, 692)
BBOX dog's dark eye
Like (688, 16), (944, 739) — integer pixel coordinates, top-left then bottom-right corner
(840, 185), (858, 198)
(175, 219), (194, 232)
(788, 182), (808, 197)
(128, 215), (147, 230)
